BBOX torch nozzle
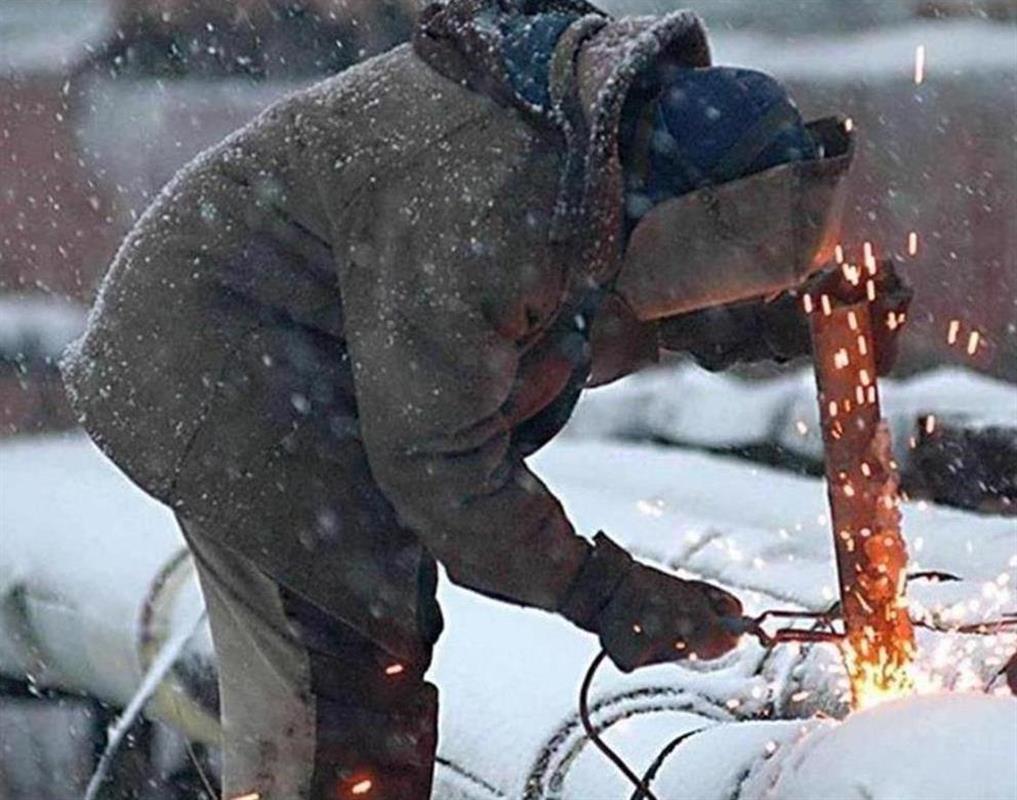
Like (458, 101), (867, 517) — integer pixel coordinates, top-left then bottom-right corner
(723, 608), (846, 648)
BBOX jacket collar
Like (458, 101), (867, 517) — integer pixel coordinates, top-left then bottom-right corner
(414, 2), (712, 286)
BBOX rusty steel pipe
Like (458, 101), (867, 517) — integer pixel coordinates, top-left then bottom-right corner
(809, 289), (916, 707)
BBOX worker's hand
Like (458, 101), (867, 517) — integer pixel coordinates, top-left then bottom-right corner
(596, 563), (743, 672)
(559, 533), (743, 673)
(805, 258), (913, 375)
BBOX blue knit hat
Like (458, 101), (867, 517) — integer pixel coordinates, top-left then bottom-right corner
(628, 67), (819, 219)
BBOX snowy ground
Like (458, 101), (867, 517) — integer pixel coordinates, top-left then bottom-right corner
(565, 364), (1017, 513)
(565, 364), (1017, 463)
(2, 418), (1015, 797)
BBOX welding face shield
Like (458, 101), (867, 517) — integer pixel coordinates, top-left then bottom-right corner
(614, 97), (855, 321)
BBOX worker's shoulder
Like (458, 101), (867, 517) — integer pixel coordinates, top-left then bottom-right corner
(287, 44), (544, 170)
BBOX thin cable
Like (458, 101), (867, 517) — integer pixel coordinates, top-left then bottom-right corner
(579, 650), (661, 800)
(184, 736), (218, 799)
(169, 688), (219, 800)
(632, 726), (707, 800)
(84, 608), (207, 800)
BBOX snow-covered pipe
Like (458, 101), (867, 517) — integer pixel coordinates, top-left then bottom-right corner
(540, 694), (1017, 800)
(0, 436), (219, 744)
(3, 435), (1014, 799)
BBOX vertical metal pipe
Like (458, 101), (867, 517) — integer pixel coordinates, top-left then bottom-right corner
(810, 295), (915, 708)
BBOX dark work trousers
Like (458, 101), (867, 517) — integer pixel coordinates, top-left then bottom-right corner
(178, 517), (440, 800)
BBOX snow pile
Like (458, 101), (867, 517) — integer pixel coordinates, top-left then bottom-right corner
(743, 694), (1017, 800)
(0, 0), (110, 76)
(0, 294), (87, 363)
(1, 433), (1014, 797)
(642, 694), (1017, 800)
(565, 363), (1017, 488)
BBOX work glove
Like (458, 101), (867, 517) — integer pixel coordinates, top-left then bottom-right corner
(559, 533), (743, 672)
(659, 257), (912, 375)
(797, 257), (914, 375)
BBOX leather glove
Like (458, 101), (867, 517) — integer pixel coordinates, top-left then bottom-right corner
(659, 257), (913, 374)
(559, 533), (743, 672)
(802, 257), (913, 375)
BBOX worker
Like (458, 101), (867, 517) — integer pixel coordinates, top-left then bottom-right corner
(61, 1), (910, 797)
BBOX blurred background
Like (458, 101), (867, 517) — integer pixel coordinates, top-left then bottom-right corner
(1, 0), (1015, 439)
(0, 1), (1015, 798)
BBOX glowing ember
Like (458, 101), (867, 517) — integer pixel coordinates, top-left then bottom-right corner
(967, 331), (981, 355)
(914, 45), (926, 85)
(842, 645), (916, 710)
(907, 231), (919, 256)
(947, 319), (961, 345)
(863, 242), (876, 274)
(351, 779), (373, 795)
(231, 794), (261, 800)
(385, 663), (405, 675)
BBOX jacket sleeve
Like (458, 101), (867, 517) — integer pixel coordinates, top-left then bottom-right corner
(334, 150), (590, 613)
(657, 290), (811, 371)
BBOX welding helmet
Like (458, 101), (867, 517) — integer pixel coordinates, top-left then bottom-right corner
(614, 66), (854, 320)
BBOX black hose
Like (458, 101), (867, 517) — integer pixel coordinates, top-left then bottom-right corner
(579, 650), (661, 800)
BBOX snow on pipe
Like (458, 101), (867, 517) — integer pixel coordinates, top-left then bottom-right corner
(641, 694), (1017, 800)
(564, 365), (1017, 513)
(0, 539), (220, 746)
(517, 651), (1017, 799)
(2, 435), (1015, 798)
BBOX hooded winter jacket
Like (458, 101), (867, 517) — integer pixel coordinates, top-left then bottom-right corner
(62, 1), (843, 661)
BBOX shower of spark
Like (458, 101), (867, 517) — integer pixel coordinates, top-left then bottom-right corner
(809, 277), (916, 709)
(914, 45), (926, 85)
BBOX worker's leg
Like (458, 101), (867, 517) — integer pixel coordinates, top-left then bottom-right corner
(179, 518), (438, 800)
(281, 586), (438, 800)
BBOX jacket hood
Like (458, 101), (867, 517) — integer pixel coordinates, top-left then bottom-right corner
(414, 1), (712, 285)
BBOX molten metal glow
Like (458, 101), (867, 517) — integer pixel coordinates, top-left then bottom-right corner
(844, 641), (916, 710)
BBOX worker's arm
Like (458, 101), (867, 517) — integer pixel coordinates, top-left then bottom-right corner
(659, 260), (912, 374)
(657, 292), (808, 372)
(334, 135), (745, 669)
(341, 272), (591, 612)
(336, 157), (592, 612)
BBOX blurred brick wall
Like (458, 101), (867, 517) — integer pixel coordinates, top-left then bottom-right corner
(0, 77), (116, 300)
(0, 0), (416, 436)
